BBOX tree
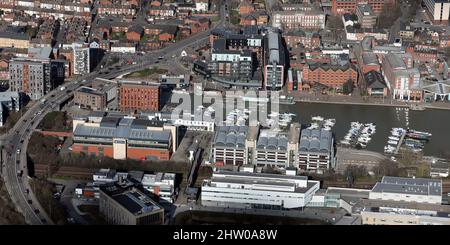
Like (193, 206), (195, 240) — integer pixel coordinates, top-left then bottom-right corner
(344, 164), (368, 187)
(342, 79), (354, 95)
(373, 159), (401, 177)
(377, 2), (402, 29)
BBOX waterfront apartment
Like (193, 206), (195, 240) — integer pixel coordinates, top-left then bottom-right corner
(99, 182), (164, 225)
(368, 176), (442, 204)
(264, 31), (286, 90)
(301, 61), (358, 90)
(211, 125), (253, 166)
(209, 39), (255, 81)
(201, 171), (320, 210)
(382, 53), (421, 101)
(72, 113), (176, 161)
(255, 130), (289, 168)
(297, 129), (335, 173)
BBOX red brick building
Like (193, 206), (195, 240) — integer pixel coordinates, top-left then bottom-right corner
(119, 82), (160, 112)
(283, 31), (321, 49)
(406, 45), (439, 65)
(360, 52), (381, 74)
(302, 62), (358, 89)
(239, 1), (255, 15)
(331, 0), (395, 15)
(72, 115), (173, 161)
(126, 25), (143, 42)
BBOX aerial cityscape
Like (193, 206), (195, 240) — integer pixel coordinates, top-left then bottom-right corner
(1, 0), (450, 230)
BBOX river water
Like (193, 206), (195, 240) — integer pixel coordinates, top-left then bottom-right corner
(280, 102), (450, 157)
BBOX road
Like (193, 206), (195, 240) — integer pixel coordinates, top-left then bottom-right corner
(0, 3), (229, 225)
(336, 147), (387, 173)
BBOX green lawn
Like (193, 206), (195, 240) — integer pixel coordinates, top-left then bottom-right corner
(123, 67), (168, 78)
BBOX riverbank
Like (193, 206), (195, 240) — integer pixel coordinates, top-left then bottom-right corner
(287, 92), (450, 111)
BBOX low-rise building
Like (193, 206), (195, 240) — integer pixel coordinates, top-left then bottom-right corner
(368, 176), (442, 204)
(430, 159), (450, 178)
(74, 87), (107, 111)
(72, 114), (174, 161)
(74, 78), (117, 111)
(0, 91), (22, 126)
(141, 172), (176, 203)
(364, 70), (388, 97)
(0, 26), (30, 49)
(359, 199), (450, 225)
(99, 182), (164, 225)
(201, 171), (320, 209)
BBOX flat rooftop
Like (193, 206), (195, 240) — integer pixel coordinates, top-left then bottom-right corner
(371, 176), (442, 197)
(103, 185), (162, 216)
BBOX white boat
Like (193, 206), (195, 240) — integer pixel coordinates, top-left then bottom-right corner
(312, 116), (324, 121)
(357, 142), (367, 148)
(358, 137), (371, 143)
(387, 140), (398, 145)
(340, 140), (350, 145)
(388, 136), (400, 141)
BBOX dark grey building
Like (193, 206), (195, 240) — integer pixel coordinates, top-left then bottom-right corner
(99, 182), (164, 225)
(9, 57), (65, 100)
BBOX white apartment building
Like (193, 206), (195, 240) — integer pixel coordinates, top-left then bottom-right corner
(72, 43), (90, 75)
(423, 0), (450, 25)
(272, 10), (325, 31)
(195, 0), (209, 12)
(201, 171), (320, 209)
(142, 173), (176, 203)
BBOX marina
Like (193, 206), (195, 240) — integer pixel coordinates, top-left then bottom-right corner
(280, 102), (449, 156)
(307, 116), (336, 131)
(340, 122), (376, 149)
(383, 127), (432, 155)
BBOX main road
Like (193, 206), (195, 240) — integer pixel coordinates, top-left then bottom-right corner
(0, 2), (229, 225)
